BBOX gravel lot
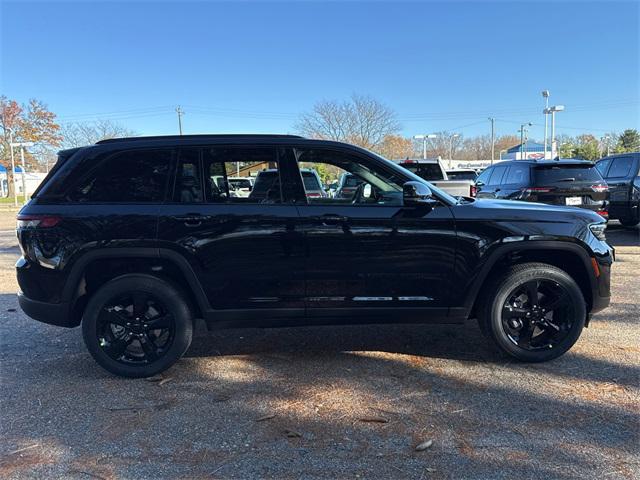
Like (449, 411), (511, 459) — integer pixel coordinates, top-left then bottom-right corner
(0, 210), (638, 479)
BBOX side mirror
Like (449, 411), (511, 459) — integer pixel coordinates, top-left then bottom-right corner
(403, 181), (435, 207)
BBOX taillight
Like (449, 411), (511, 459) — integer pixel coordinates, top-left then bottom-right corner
(470, 185), (477, 197)
(596, 210), (608, 218)
(591, 184), (608, 193)
(306, 192), (321, 198)
(16, 214), (62, 229)
(521, 187), (556, 194)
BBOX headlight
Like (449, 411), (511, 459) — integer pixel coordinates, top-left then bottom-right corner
(589, 223), (607, 241)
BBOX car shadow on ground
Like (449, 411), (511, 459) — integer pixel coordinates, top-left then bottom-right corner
(606, 221), (639, 247)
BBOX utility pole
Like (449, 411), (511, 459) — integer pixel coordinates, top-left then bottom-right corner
(518, 123), (531, 160)
(542, 90), (550, 159)
(448, 133), (460, 169)
(175, 106), (184, 135)
(8, 129), (17, 207)
(488, 117), (495, 165)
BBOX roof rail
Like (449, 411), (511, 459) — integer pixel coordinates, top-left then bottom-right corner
(96, 134), (305, 145)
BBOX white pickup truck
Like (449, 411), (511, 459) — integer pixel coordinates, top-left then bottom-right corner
(395, 158), (477, 197)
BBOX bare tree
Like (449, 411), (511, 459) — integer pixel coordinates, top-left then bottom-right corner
(60, 119), (136, 148)
(296, 94), (400, 149)
(375, 134), (414, 159)
(424, 131), (464, 159)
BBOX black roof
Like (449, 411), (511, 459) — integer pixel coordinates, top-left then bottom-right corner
(96, 134), (304, 145)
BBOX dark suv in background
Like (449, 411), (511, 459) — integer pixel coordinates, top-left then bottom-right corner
(596, 153), (640, 227)
(17, 135), (613, 377)
(473, 160), (609, 218)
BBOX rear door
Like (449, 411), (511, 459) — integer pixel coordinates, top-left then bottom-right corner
(499, 163), (531, 199)
(603, 156), (639, 215)
(531, 163), (607, 212)
(157, 145), (305, 315)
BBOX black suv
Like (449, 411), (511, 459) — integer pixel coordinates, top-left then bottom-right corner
(17, 135), (613, 377)
(596, 153), (640, 227)
(473, 160), (609, 218)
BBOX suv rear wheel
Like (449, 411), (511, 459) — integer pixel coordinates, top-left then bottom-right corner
(619, 216), (640, 227)
(478, 263), (586, 362)
(82, 274), (193, 378)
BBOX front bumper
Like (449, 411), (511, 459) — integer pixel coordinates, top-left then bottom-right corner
(18, 292), (76, 328)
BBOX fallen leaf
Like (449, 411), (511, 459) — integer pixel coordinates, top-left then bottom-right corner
(358, 416), (389, 423)
(256, 414), (276, 422)
(158, 377), (174, 386)
(284, 429), (302, 438)
(415, 439), (434, 451)
(144, 375), (164, 383)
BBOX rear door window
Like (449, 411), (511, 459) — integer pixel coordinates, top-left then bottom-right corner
(504, 164), (530, 184)
(488, 166), (508, 185)
(534, 164), (603, 184)
(69, 148), (172, 203)
(606, 157), (634, 178)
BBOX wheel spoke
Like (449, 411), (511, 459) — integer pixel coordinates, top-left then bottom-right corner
(145, 314), (173, 330)
(518, 322), (535, 348)
(139, 334), (158, 361)
(502, 305), (528, 319)
(107, 337), (133, 358)
(100, 308), (129, 327)
(132, 292), (148, 318)
(540, 292), (568, 312)
(524, 281), (539, 307)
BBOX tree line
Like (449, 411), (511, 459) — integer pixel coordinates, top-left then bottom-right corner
(1, 93), (638, 196)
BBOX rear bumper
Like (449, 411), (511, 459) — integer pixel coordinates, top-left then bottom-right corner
(18, 292), (76, 328)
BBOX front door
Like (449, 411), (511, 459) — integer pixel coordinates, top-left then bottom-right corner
(290, 147), (456, 321)
(157, 146), (305, 316)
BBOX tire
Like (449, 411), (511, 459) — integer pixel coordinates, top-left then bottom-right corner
(619, 216), (640, 227)
(477, 262), (586, 362)
(82, 274), (193, 378)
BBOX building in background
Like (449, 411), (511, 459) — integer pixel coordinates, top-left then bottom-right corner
(0, 166), (48, 198)
(501, 141), (553, 161)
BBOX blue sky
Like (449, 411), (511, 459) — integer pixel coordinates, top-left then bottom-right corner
(2, 1), (638, 141)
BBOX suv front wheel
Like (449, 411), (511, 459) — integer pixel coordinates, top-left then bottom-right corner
(478, 263), (586, 362)
(82, 274), (193, 378)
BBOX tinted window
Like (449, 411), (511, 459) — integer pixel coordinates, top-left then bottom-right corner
(343, 174), (362, 187)
(174, 149), (204, 203)
(204, 147), (280, 203)
(534, 164), (602, 183)
(488, 166), (508, 185)
(70, 149), (171, 202)
(476, 167), (492, 184)
(596, 158), (611, 177)
(401, 163), (444, 181)
(606, 157), (634, 178)
(504, 164), (530, 184)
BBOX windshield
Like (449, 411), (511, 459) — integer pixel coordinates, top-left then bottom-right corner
(534, 164), (603, 184)
(367, 151), (458, 204)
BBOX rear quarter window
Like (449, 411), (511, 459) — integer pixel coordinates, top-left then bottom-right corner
(68, 149), (173, 203)
(606, 157), (635, 178)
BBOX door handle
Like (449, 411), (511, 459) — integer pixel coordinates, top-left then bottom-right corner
(312, 214), (348, 225)
(171, 214), (211, 227)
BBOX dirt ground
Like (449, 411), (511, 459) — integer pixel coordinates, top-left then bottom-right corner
(0, 210), (638, 479)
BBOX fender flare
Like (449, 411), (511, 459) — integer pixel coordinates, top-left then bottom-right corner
(61, 247), (211, 314)
(458, 240), (597, 316)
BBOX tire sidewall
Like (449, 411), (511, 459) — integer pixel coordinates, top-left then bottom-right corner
(488, 266), (586, 362)
(82, 274), (193, 378)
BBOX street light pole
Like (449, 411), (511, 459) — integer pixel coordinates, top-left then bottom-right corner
(542, 90), (550, 159)
(10, 141), (35, 205)
(549, 105), (564, 159)
(488, 117), (495, 164)
(413, 134), (437, 160)
(519, 123), (532, 160)
(448, 133), (460, 169)
(20, 146), (26, 204)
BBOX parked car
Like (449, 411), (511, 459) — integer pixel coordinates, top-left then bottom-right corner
(397, 159), (475, 197)
(334, 172), (363, 199)
(17, 135), (613, 377)
(596, 153), (640, 227)
(211, 176), (254, 198)
(473, 160), (609, 217)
